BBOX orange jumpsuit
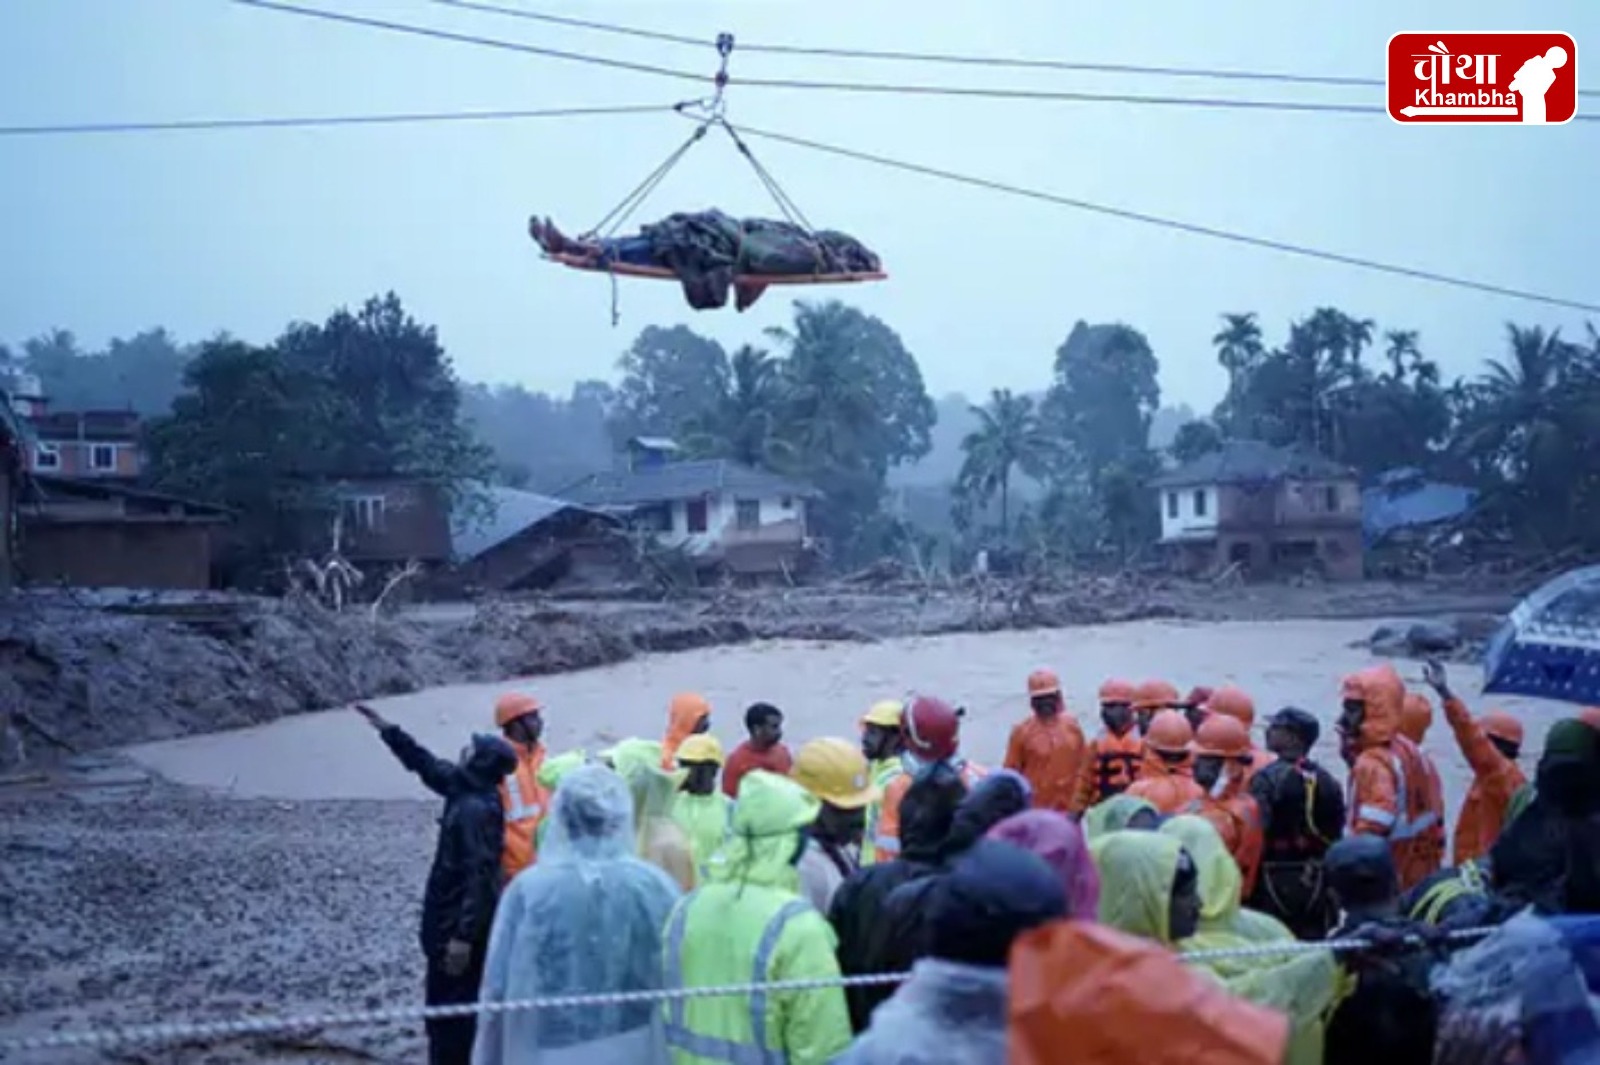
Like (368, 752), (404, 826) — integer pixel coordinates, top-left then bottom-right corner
(1185, 772), (1265, 896)
(661, 692), (711, 769)
(1342, 665), (1442, 891)
(1073, 729), (1145, 810)
(1005, 712), (1089, 815)
(1125, 757), (1205, 814)
(1400, 692), (1433, 744)
(875, 758), (986, 859)
(500, 740), (549, 880)
(1442, 695), (1528, 865)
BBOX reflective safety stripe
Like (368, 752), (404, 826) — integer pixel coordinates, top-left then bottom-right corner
(504, 772), (542, 824)
(663, 896), (812, 1064)
(1393, 809), (1438, 840)
(872, 835), (899, 853)
(1357, 804), (1396, 828)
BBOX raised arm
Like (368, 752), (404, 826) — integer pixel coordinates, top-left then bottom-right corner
(356, 704), (466, 798)
(1424, 661), (1503, 778)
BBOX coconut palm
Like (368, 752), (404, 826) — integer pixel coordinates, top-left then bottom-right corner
(957, 388), (1054, 537)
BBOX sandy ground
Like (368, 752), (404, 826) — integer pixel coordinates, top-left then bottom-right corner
(1, 618), (1563, 1064)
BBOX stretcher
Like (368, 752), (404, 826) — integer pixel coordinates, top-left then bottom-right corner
(544, 252), (887, 286)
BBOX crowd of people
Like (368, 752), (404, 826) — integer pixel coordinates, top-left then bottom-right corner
(353, 655), (1600, 1065)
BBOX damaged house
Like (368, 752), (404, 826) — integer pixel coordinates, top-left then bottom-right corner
(559, 437), (819, 578)
(1154, 439), (1364, 581)
(448, 486), (625, 592)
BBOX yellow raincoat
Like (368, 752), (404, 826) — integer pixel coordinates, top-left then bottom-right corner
(1160, 815), (1293, 944)
(1093, 831), (1338, 1065)
(662, 770), (853, 1065)
(1083, 794), (1160, 842)
(672, 790), (732, 879)
(608, 739), (698, 893)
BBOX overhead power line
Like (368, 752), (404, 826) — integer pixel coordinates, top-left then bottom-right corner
(0, 103), (669, 138)
(414, 0), (1600, 99)
(726, 119), (1600, 315)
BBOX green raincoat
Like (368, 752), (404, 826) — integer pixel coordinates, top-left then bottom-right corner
(662, 770), (852, 1065)
(609, 739), (698, 892)
(1093, 830), (1338, 1065)
(672, 790), (733, 879)
(1083, 794), (1160, 842)
(1161, 815), (1293, 944)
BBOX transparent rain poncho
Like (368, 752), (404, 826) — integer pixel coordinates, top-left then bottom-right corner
(608, 738), (697, 891)
(473, 765), (682, 1065)
(1092, 830), (1337, 1065)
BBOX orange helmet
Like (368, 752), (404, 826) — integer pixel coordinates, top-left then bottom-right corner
(1481, 710), (1524, 748)
(1028, 669), (1062, 698)
(1194, 714), (1251, 758)
(1133, 680), (1181, 711)
(1204, 686), (1256, 728)
(1146, 710), (1194, 754)
(494, 692), (542, 728)
(1098, 678), (1136, 705)
(1400, 693), (1433, 744)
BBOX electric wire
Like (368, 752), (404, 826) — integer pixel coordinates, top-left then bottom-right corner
(723, 118), (1600, 314)
(0, 103), (671, 138)
(410, 0), (1600, 99)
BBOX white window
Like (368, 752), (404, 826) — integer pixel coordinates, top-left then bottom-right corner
(341, 495), (386, 532)
(34, 443), (59, 470)
(1193, 489), (1208, 518)
(90, 444), (117, 471)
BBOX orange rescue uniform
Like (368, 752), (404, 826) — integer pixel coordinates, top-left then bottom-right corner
(1442, 695), (1528, 866)
(500, 740), (549, 880)
(1342, 665), (1442, 891)
(661, 692), (711, 769)
(1073, 729), (1145, 810)
(1005, 712), (1089, 815)
(1125, 756), (1205, 814)
(1185, 787), (1265, 897)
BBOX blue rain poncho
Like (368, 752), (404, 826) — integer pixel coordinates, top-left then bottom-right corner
(472, 765), (682, 1065)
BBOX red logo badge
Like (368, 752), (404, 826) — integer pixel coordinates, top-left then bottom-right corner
(1387, 32), (1578, 124)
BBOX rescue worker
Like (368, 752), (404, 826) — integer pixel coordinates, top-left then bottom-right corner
(859, 699), (907, 866)
(837, 841), (1068, 1065)
(534, 749), (591, 851)
(1160, 815), (1289, 944)
(1132, 679), (1181, 736)
(1125, 710), (1205, 814)
(1423, 659), (1528, 866)
(1399, 690), (1433, 745)
(830, 763), (968, 1033)
(1072, 678), (1145, 810)
(662, 770), (852, 1065)
(1185, 714), (1265, 896)
(1402, 857), (1497, 929)
(473, 765), (681, 1065)
(1003, 668), (1088, 815)
(722, 702), (793, 799)
(1247, 707), (1345, 940)
(1094, 831), (1338, 1065)
(1338, 663), (1441, 891)
(1397, 726), (1448, 881)
(492, 691), (550, 881)
(1180, 685), (1214, 732)
(1202, 685), (1273, 780)
(672, 734), (731, 879)
(661, 691), (712, 770)
(608, 739), (698, 892)
(1322, 837), (1443, 1065)
(874, 694), (984, 861)
(988, 809), (1101, 917)
(792, 737), (879, 914)
(1488, 716), (1600, 913)
(354, 704), (516, 1065)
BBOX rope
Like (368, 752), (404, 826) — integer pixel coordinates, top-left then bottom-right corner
(0, 925), (1501, 1055)
(717, 120), (815, 233)
(582, 121), (710, 238)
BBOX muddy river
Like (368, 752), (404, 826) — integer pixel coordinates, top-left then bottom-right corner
(128, 618), (1555, 818)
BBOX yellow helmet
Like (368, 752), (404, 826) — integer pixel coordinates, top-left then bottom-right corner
(793, 738), (879, 809)
(676, 734), (725, 766)
(860, 699), (904, 729)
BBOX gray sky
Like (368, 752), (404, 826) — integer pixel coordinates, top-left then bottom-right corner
(3, 0), (1596, 411)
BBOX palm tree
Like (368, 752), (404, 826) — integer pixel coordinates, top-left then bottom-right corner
(1383, 330), (1421, 382)
(957, 388), (1053, 538)
(681, 345), (794, 469)
(1212, 313), (1264, 395)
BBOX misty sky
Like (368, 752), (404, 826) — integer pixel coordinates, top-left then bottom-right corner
(3, 1), (1596, 411)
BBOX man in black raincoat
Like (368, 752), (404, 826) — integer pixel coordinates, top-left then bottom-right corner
(829, 763), (967, 1032)
(356, 706), (519, 1065)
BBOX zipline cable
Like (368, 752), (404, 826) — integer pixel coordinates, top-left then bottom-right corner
(722, 118), (1600, 315)
(226, 1), (1600, 120)
(411, 0), (1600, 99)
(0, 103), (672, 138)
(227, 0), (708, 84)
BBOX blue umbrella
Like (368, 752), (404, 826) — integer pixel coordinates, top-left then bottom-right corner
(1483, 565), (1600, 705)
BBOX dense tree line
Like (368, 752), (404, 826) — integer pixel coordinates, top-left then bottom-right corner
(6, 296), (1599, 575)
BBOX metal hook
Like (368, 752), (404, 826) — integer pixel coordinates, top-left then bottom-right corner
(707, 31), (735, 117)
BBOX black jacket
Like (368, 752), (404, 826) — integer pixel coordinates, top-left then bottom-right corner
(381, 725), (516, 958)
(829, 763), (967, 1033)
(1323, 915), (1441, 1065)
(1249, 755), (1346, 861)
